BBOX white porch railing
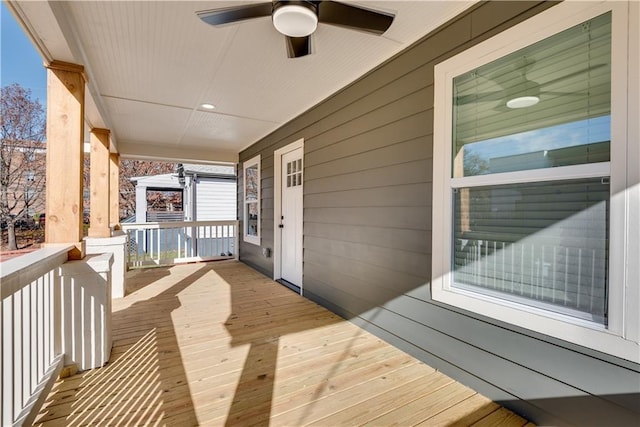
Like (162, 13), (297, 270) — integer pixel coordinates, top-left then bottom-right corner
(1, 245), (71, 426)
(1, 246), (115, 426)
(121, 220), (239, 268)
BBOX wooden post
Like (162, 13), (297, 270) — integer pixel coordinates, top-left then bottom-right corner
(45, 60), (87, 259)
(109, 153), (120, 228)
(88, 128), (111, 238)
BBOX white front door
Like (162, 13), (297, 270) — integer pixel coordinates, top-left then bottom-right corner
(279, 146), (304, 288)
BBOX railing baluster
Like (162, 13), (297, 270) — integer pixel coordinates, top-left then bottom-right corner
(23, 281), (31, 404)
(14, 288), (23, 415)
(590, 250), (596, 312)
(0, 292), (4, 425)
(552, 246), (557, 304)
(215, 225), (218, 256)
(520, 244), (525, 295)
(42, 275), (49, 377)
(0, 295), (15, 425)
(2, 293), (14, 425)
(501, 242), (506, 292)
(577, 248), (582, 309)
(30, 280), (36, 395)
(564, 247), (569, 305)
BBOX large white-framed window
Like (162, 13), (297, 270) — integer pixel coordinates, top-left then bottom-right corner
(432, 1), (639, 363)
(243, 155), (260, 245)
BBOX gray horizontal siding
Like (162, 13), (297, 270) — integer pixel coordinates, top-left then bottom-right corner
(239, 1), (640, 426)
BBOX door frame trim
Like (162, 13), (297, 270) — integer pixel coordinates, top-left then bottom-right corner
(273, 138), (304, 291)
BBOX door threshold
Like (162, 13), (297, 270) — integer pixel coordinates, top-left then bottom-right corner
(276, 279), (301, 295)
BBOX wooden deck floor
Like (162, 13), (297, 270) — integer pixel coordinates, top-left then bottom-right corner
(35, 260), (533, 426)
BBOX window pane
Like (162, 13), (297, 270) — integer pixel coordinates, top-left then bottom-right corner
(452, 12), (611, 177)
(452, 178), (608, 324)
(245, 165), (259, 201)
(246, 202), (258, 236)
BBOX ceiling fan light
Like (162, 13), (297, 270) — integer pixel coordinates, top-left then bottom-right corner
(506, 95), (540, 109)
(273, 4), (318, 37)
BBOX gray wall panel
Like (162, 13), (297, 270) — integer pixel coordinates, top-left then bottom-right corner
(305, 137), (430, 181)
(303, 256), (426, 308)
(239, 1), (640, 425)
(304, 240), (429, 279)
(305, 183), (431, 208)
(304, 206), (430, 230)
(304, 159), (432, 194)
(306, 113), (432, 164)
(303, 223), (431, 255)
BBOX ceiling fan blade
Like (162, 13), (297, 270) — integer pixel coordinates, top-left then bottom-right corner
(539, 63), (608, 87)
(286, 36), (311, 58)
(318, 1), (394, 35)
(197, 3), (272, 26)
(456, 92), (505, 104)
(540, 91), (587, 96)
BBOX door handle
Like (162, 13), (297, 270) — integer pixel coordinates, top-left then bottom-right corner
(278, 224), (284, 228)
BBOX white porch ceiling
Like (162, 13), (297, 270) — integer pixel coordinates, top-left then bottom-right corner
(9, 1), (474, 163)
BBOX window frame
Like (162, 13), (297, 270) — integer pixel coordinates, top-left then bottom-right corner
(243, 155), (261, 246)
(432, 0), (638, 362)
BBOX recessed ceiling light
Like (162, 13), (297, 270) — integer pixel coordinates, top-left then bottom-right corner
(200, 103), (215, 110)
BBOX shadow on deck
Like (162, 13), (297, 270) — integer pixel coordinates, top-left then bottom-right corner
(35, 260), (532, 426)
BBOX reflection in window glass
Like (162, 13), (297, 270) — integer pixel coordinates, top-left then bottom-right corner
(452, 12), (611, 178)
(245, 165), (259, 201)
(246, 202), (258, 237)
(243, 155), (260, 244)
(453, 178), (609, 324)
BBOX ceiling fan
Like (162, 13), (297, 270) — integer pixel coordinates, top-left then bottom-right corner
(196, 1), (395, 58)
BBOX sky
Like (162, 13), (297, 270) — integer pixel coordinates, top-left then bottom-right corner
(1, 2), (47, 104)
(462, 115), (611, 161)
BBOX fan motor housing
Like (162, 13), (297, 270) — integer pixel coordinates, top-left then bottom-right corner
(272, 1), (319, 37)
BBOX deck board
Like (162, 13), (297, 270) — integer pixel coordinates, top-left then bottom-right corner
(35, 260), (533, 426)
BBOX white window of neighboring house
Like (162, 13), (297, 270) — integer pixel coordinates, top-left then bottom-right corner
(243, 155), (261, 245)
(432, 1), (639, 362)
(26, 170), (35, 182)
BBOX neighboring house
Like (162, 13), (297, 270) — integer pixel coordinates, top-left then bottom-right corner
(238, 2), (639, 426)
(131, 163), (236, 223)
(0, 140), (46, 229)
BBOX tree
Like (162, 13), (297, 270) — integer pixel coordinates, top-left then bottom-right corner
(83, 154), (176, 222)
(1, 83), (46, 250)
(463, 150), (490, 176)
(118, 160), (175, 220)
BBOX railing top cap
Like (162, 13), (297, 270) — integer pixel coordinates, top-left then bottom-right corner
(1, 244), (74, 297)
(121, 220), (238, 230)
